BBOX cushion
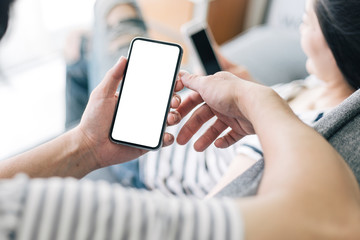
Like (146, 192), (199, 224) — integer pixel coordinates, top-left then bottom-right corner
(220, 26), (307, 86)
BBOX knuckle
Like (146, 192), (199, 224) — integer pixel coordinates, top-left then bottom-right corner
(210, 125), (220, 136)
(213, 71), (230, 79)
(187, 73), (199, 82)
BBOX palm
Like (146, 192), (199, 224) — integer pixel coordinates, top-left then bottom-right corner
(77, 57), (181, 168)
(79, 90), (147, 168)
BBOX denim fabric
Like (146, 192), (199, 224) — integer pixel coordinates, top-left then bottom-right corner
(89, 0), (147, 92)
(66, 0), (147, 127)
(109, 160), (146, 189)
(65, 36), (89, 129)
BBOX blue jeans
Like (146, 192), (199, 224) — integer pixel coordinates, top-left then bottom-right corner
(109, 159), (146, 188)
(89, 0), (147, 92)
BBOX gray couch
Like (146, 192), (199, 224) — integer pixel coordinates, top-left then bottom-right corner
(221, 0), (307, 86)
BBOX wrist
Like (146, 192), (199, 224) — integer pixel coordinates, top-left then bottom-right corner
(233, 81), (264, 121)
(1, 127), (101, 179)
(65, 127), (101, 177)
(235, 83), (294, 129)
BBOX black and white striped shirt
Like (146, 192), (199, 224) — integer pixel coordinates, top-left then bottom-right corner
(0, 175), (243, 240)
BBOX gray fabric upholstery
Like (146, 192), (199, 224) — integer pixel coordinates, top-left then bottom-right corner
(216, 89), (360, 198)
(215, 159), (264, 198)
(220, 0), (307, 86)
(314, 90), (360, 184)
(221, 26), (307, 86)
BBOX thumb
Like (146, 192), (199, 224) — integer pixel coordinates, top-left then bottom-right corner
(179, 71), (206, 93)
(101, 56), (127, 97)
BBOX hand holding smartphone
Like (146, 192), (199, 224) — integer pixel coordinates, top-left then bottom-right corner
(110, 38), (183, 150)
(181, 19), (222, 75)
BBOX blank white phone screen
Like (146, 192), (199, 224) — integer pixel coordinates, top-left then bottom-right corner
(111, 39), (181, 149)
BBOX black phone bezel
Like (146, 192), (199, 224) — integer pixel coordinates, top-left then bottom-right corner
(109, 37), (183, 150)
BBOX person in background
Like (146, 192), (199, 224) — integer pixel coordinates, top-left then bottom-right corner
(206, 0), (360, 196)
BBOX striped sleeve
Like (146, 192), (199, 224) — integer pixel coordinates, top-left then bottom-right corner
(3, 176), (244, 240)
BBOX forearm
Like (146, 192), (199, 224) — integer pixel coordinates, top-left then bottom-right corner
(237, 85), (360, 239)
(240, 87), (350, 190)
(0, 127), (99, 179)
(177, 71), (360, 239)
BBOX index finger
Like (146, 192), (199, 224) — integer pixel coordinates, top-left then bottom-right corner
(177, 103), (215, 145)
(176, 91), (204, 119)
(179, 71), (207, 93)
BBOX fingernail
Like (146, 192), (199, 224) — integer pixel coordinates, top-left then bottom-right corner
(172, 96), (179, 105)
(179, 70), (190, 80)
(177, 135), (185, 145)
(116, 56), (126, 65)
(168, 112), (178, 123)
(173, 113), (178, 122)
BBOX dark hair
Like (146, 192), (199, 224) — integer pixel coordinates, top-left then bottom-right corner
(0, 0), (15, 41)
(315, 0), (360, 90)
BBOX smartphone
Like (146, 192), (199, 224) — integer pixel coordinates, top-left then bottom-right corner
(110, 38), (183, 150)
(182, 20), (222, 75)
